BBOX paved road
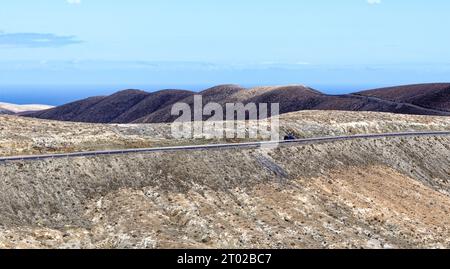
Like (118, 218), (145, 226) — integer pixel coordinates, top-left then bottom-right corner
(0, 131), (449, 163)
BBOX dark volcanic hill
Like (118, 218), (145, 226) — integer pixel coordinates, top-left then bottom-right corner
(112, 90), (194, 123)
(0, 109), (14, 115)
(29, 96), (106, 122)
(29, 89), (193, 123)
(357, 83), (450, 112)
(132, 85), (328, 123)
(28, 90), (149, 123)
(26, 83), (450, 124)
(133, 84), (247, 123)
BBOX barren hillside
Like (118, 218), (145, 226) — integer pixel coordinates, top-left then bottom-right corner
(26, 83), (450, 123)
(2, 111), (450, 156)
(0, 135), (449, 248)
(358, 83), (450, 112)
(0, 111), (450, 248)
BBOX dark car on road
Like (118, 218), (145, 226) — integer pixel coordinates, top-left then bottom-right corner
(284, 135), (298, 141)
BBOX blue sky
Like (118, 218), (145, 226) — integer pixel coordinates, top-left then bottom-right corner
(1, 0), (450, 102)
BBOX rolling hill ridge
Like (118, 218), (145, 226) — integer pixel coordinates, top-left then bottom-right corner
(26, 83), (450, 123)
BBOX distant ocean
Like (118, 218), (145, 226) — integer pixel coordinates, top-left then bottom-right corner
(0, 85), (210, 106)
(0, 84), (373, 106)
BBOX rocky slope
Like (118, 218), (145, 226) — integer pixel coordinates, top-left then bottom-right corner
(2, 111), (450, 157)
(0, 135), (449, 249)
(26, 83), (450, 123)
(0, 112), (449, 249)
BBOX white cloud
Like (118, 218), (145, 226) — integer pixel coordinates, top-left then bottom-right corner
(367, 0), (381, 4)
(67, 0), (81, 4)
(0, 32), (82, 48)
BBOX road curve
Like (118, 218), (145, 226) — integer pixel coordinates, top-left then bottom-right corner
(0, 131), (449, 163)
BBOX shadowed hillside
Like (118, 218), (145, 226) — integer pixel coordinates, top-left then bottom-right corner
(133, 85), (246, 123)
(357, 83), (450, 112)
(112, 90), (194, 123)
(26, 83), (450, 124)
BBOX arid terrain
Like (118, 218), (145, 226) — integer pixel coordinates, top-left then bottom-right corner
(26, 83), (450, 123)
(2, 110), (450, 157)
(0, 111), (449, 249)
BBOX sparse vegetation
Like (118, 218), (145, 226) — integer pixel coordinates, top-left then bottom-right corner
(0, 111), (449, 248)
(2, 110), (450, 157)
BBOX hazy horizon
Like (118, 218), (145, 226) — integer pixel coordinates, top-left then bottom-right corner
(1, 1), (449, 104)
